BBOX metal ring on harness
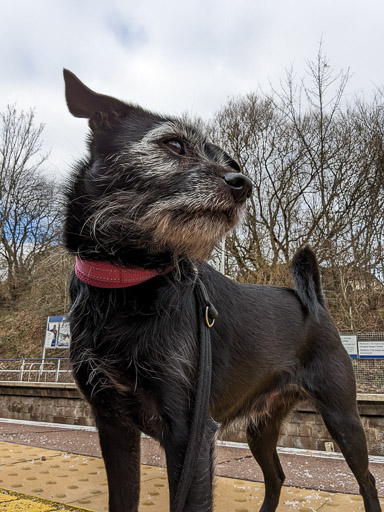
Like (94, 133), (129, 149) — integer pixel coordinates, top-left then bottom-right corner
(205, 305), (216, 328)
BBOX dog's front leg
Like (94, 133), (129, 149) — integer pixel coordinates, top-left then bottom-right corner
(97, 417), (141, 512)
(163, 417), (217, 512)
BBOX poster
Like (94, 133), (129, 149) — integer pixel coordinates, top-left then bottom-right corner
(44, 316), (71, 348)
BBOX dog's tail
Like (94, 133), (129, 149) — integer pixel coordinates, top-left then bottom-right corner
(291, 246), (326, 322)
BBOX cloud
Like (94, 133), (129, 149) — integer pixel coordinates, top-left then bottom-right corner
(1, 0), (384, 176)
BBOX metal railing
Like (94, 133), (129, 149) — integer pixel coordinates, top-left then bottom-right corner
(0, 358), (73, 383)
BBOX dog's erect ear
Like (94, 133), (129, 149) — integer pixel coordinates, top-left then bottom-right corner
(63, 69), (132, 131)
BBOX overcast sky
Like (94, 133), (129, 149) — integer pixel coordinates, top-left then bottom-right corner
(1, 0), (384, 179)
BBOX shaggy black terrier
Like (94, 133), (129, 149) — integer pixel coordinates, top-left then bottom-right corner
(63, 69), (380, 512)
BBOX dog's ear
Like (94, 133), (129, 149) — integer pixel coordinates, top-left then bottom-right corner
(63, 69), (131, 131)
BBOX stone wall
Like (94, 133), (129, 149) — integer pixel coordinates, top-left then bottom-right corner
(1, 382), (383, 455)
(280, 396), (384, 454)
(222, 394), (384, 456)
(0, 382), (93, 426)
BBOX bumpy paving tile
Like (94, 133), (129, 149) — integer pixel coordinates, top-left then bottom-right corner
(0, 488), (90, 511)
(1, 441), (383, 511)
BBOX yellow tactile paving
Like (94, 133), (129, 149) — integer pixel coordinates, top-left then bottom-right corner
(0, 442), (383, 511)
(0, 488), (91, 511)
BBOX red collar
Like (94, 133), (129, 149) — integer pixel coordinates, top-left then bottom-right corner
(75, 257), (172, 288)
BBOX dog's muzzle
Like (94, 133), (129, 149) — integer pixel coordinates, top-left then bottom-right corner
(224, 172), (253, 203)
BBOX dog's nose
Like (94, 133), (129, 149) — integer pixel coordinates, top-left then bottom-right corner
(224, 172), (253, 203)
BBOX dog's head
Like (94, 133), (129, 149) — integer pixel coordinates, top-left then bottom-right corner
(63, 70), (252, 266)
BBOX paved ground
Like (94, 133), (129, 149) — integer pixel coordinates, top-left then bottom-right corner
(0, 419), (383, 511)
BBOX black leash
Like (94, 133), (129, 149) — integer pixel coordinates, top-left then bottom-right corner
(172, 274), (218, 512)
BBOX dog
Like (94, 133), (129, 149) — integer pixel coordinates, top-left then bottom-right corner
(63, 69), (380, 512)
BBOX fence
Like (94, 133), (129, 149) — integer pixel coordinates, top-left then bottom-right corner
(0, 358), (72, 383)
(352, 359), (384, 393)
(0, 333), (384, 391)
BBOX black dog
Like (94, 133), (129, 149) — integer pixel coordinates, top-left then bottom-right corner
(63, 69), (380, 512)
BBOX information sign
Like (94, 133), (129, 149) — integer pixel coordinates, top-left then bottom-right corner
(340, 335), (358, 358)
(358, 341), (384, 359)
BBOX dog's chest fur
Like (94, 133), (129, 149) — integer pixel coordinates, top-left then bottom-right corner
(69, 269), (201, 437)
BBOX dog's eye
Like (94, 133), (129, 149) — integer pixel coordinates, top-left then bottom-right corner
(163, 140), (185, 155)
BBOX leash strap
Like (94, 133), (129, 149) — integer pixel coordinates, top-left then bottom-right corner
(172, 276), (218, 512)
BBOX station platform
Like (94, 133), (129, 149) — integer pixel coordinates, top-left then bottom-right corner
(0, 420), (383, 511)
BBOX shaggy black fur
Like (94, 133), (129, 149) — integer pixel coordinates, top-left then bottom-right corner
(63, 70), (380, 512)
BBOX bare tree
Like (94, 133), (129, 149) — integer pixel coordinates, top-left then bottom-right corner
(0, 105), (61, 301)
(208, 48), (384, 330)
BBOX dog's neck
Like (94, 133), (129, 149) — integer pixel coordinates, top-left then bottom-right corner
(75, 257), (172, 288)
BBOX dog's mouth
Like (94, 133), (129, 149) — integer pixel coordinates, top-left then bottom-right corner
(215, 205), (243, 226)
(217, 209), (235, 225)
(184, 202), (243, 231)
(181, 206), (239, 226)
(223, 208), (236, 221)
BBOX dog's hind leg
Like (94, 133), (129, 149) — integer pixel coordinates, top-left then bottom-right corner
(314, 396), (381, 512)
(305, 343), (380, 512)
(97, 418), (141, 512)
(246, 405), (290, 512)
